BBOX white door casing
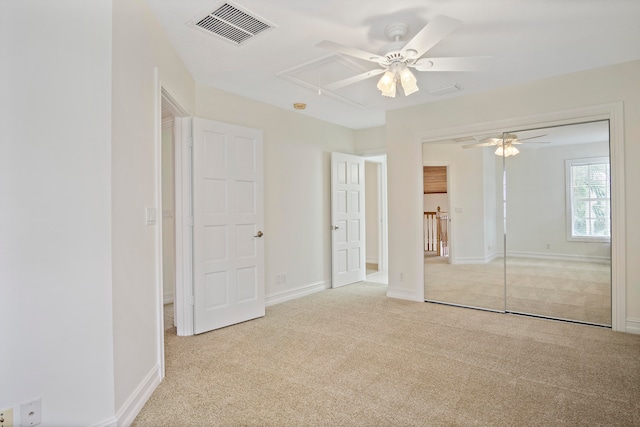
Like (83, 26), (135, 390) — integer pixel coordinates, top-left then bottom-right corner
(331, 152), (366, 288)
(192, 118), (265, 334)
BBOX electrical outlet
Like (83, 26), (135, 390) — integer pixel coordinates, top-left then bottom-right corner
(400, 272), (404, 281)
(20, 399), (41, 427)
(1, 407), (14, 427)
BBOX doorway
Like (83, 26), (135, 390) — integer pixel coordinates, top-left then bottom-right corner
(365, 155), (388, 284)
(156, 82), (190, 378)
(422, 164), (451, 261)
(160, 103), (176, 332)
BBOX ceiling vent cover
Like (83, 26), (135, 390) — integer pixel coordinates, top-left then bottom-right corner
(189, 2), (275, 46)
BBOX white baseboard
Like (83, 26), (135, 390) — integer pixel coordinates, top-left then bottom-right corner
(163, 293), (174, 304)
(506, 251), (611, 264)
(92, 417), (117, 427)
(452, 256), (495, 265)
(386, 287), (419, 301)
(115, 363), (162, 427)
(453, 251), (610, 265)
(265, 281), (328, 306)
(626, 318), (640, 335)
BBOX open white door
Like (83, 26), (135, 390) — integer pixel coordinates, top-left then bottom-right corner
(331, 152), (366, 288)
(192, 118), (265, 334)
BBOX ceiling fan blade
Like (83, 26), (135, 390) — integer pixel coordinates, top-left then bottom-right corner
(512, 141), (551, 145)
(516, 134), (548, 141)
(413, 56), (492, 72)
(316, 40), (384, 63)
(479, 137), (501, 144)
(462, 141), (499, 149)
(401, 15), (461, 59)
(324, 68), (386, 91)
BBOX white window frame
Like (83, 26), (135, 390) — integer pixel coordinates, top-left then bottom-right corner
(565, 156), (611, 242)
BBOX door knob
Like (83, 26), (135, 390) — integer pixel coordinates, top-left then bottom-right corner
(331, 225), (340, 230)
(254, 231), (263, 238)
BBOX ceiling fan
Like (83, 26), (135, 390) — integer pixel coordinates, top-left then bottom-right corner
(462, 133), (550, 157)
(315, 15), (491, 98)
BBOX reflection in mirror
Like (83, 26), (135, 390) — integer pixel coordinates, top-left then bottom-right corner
(423, 140), (504, 312)
(423, 120), (611, 327)
(503, 121), (611, 326)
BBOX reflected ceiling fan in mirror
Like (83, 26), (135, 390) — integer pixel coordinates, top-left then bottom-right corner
(316, 15), (491, 98)
(462, 133), (550, 157)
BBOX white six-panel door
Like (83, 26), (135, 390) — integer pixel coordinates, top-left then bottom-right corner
(192, 118), (264, 334)
(331, 152), (366, 288)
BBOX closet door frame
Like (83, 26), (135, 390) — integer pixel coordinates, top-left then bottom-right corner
(417, 102), (626, 332)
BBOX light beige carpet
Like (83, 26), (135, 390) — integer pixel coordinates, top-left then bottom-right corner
(135, 282), (639, 426)
(425, 256), (611, 325)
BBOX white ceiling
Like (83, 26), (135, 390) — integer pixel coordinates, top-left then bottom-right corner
(147, 0), (640, 130)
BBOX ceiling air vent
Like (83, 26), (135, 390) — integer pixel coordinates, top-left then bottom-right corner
(189, 2), (275, 46)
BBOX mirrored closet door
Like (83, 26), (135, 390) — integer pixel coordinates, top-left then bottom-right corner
(423, 120), (611, 326)
(422, 138), (505, 312)
(503, 121), (611, 326)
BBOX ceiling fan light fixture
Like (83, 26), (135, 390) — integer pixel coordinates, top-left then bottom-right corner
(381, 80), (397, 97)
(399, 67), (419, 96)
(377, 71), (395, 92)
(495, 143), (519, 157)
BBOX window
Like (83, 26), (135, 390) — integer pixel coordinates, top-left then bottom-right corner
(565, 157), (610, 241)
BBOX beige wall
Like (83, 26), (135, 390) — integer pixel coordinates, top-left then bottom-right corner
(196, 85), (356, 301)
(355, 126), (386, 154)
(386, 60), (640, 332)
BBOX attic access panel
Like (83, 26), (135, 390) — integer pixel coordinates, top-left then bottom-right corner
(277, 55), (388, 108)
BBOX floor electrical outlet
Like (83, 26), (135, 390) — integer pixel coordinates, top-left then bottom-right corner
(20, 399), (41, 427)
(0, 408), (14, 427)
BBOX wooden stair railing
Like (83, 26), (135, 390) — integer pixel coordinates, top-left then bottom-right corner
(424, 206), (449, 256)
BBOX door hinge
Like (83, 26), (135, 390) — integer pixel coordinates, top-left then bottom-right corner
(186, 137), (193, 147)
(188, 295), (195, 306)
(187, 216), (194, 227)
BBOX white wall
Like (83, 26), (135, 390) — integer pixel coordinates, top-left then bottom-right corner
(111, 0), (195, 419)
(422, 143), (488, 261)
(423, 194), (449, 213)
(483, 149), (498, 259)
(503, 140), (610, 260)
(0, 1), (115, 425)
(387, 60), (640, 330)
(195, 84), (356, 301)
(421, 138), (610, 262)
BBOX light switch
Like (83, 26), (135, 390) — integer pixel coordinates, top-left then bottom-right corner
(145, 207), (157, 226)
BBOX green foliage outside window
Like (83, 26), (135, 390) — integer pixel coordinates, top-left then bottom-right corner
(570, 161), (610, 238)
